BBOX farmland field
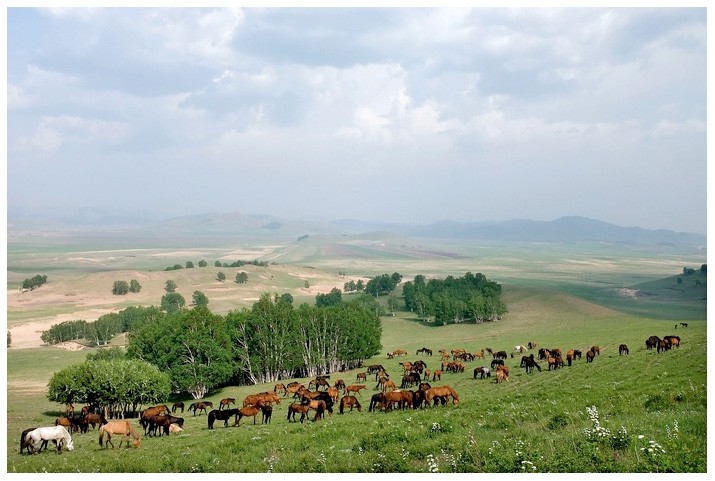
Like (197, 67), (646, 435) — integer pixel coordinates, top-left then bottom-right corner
(6, 235), (707, 472)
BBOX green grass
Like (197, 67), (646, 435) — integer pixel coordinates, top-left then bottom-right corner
(7, 285), (706, 473)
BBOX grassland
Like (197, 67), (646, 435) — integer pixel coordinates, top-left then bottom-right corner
(7, 284), (706, 473)
(6, 235), (707, 472)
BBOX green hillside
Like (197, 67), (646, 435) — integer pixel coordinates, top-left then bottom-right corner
(7, 285), (706, 473)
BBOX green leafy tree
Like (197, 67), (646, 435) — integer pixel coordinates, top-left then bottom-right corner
(85, 313), (122, 346)
(7, 330), (11, 347)
(217, 272), (226, 282)
(215, 261), (222, 267)
(129, 279), (142, 293)
(316, 287), (342, 307)
(235, 272), (249, 284)
(86, 346), (126, 362)
(387, 295), (399, 316)
(193, 290), (209, 308)
(48, 359), (171, 418)
(126, 307), (233, 399)
(304, 280), (310, 289)
(165, 280), (177, 293)
(161, 293), (186, 314)
(186, 261), (194, 269)
(41, 320), (88, 345)
(279, 293), (294, 305)
(112, 280), (129, 295)
(198, 260), (208, 268)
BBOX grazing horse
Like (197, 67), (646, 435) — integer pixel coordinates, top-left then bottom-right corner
(423, 369), (431, 381)
(664, 336), (680, 349)
(382, 380), (397, 393)
(374, 375), (388, 390)
(65, 404), (74, 418)
(619, 344), (629, 356)
(680, 322), (688, 328)
(425, 386), (459, 406)
(192, 402), (213, 416)
(495, 369), (508, 384)
(260, 403), (272, 424)
(334, 379), (346, 390)
(356, 372), (367, 382)
(432, 369), (441, 381)
(327, 386), (340, 403)
(514, 345), (527, 353)
(208, 409), (240, 429)
(21, 427), (51, 454)
(339, 396), (362, 414)
(590, 346), (600, 356)
(148, 415), (184, 436)
(219, 398), (236, 410)
(369, 393), (385, 412)
(657, 339), (671, 353)
(99, 421), (140, 449)
(172, 402), (185, 413)
(491, 359), (504, 370)
(383, 390), (407, 412)
(528, 342), (536, 350)
(524, 358), (541, 373)
(474, 349), (485, 360)
(284, 383), (305, 398)
(586, 349), (595, 363)
(345, 385), (367, 396)
(274, 383), (286, 394)
(23, 426), (73, 454)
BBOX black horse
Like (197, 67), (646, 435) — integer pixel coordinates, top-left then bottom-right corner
(208, 409), (240, 429)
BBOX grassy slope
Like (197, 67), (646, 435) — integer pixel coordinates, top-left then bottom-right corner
(7, 285), (706, 473)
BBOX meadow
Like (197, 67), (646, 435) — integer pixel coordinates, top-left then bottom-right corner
(6, 235), (707, 472)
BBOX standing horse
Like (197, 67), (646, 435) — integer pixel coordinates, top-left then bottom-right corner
(99, 421), (140, 449)
(219, 398), (236, 410)
(619, 344), (629, 356)
(22, 426), (73, 454)
(424, 386), (459, 406)
(191, 401), (213, 416)
(172, 402), (185, 413)
(208, 409), (240, 429)
(339, 396), (362, 414)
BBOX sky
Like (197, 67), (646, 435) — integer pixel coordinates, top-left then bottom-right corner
(5, 5), (708, 233)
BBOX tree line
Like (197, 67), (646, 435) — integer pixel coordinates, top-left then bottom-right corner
(402, 272), (507, 324)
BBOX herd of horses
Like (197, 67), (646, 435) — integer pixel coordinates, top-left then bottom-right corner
(20, 333), (683, 455)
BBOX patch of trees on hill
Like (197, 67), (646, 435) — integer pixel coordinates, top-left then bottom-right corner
(402, 272), (508, 324)
(22, 274), (47, 290)
(125, 294), (382, 397)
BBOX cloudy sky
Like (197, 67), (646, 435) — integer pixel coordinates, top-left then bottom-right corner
(6, 6), (707, 233)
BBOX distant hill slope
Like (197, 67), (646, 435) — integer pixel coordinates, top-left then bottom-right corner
(8, 207), (705, 246)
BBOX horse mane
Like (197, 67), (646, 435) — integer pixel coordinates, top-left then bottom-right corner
(449, 387), (459, 400)
(127, 421), (139, 439)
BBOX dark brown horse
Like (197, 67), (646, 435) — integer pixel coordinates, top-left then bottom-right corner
(368, 393), (385, 412)
(287, 403), (310, 423)
(619, 344), (629, 355)
(207, 409), (240, 429)
(84, 413), (107, 430)
(172, 402), (185, 413)
(219, 398), (236, 410)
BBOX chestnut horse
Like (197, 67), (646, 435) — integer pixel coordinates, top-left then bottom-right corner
(345, 385), (367, 396)
(424, 386), (459, 406)
(99, 421), (140, 449)
(219, 398), (236, 410)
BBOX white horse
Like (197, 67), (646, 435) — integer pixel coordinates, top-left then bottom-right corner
(23, 426), (73, 453)
(514, 345), (528, 353)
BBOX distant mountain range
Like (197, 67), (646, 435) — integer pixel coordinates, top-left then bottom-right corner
(7, 206), (706, 246)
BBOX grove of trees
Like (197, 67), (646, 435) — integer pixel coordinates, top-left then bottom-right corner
(22, 274), (48, 290)
(47, 358), (171, 418)
(402, 272), (507, 324)
(365, 272), (402, 297)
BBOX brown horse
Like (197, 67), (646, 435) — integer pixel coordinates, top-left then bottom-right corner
(287, 403), (310, 423)
(382, 380), (397, 393)
(219, 398), (236, 410)
(327, 387), (340, 403)
(65, 404), (74, 418)
(619, 344), (629, 355)
(586, 349), (595, 363)
(495, 369), (508, 383)
(84, 413), (107, 430)
(191, 402), (213, 416)
(284, 384), (305, 397)
(55, 416), (76, 434)
(236, 405), (261, 426)
(590, 346), (600, 356)
(274, 383), (286, 394)
(99, 421), (140, 449)
(356, 372), (367, 382)
(432, 369), (441, 381)
(339, 395), (362, 414)
(172, 402), (185, 413)
(345, 385), (367, 396)
(425, 386), (458, 406)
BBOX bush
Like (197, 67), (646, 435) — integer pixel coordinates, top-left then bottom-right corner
(22, 274), (47, 290)
(112, 280), (129, 295)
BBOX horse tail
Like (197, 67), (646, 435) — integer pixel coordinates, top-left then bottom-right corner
(127, 422), (139, 439)
(98, 425), (105, 446)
